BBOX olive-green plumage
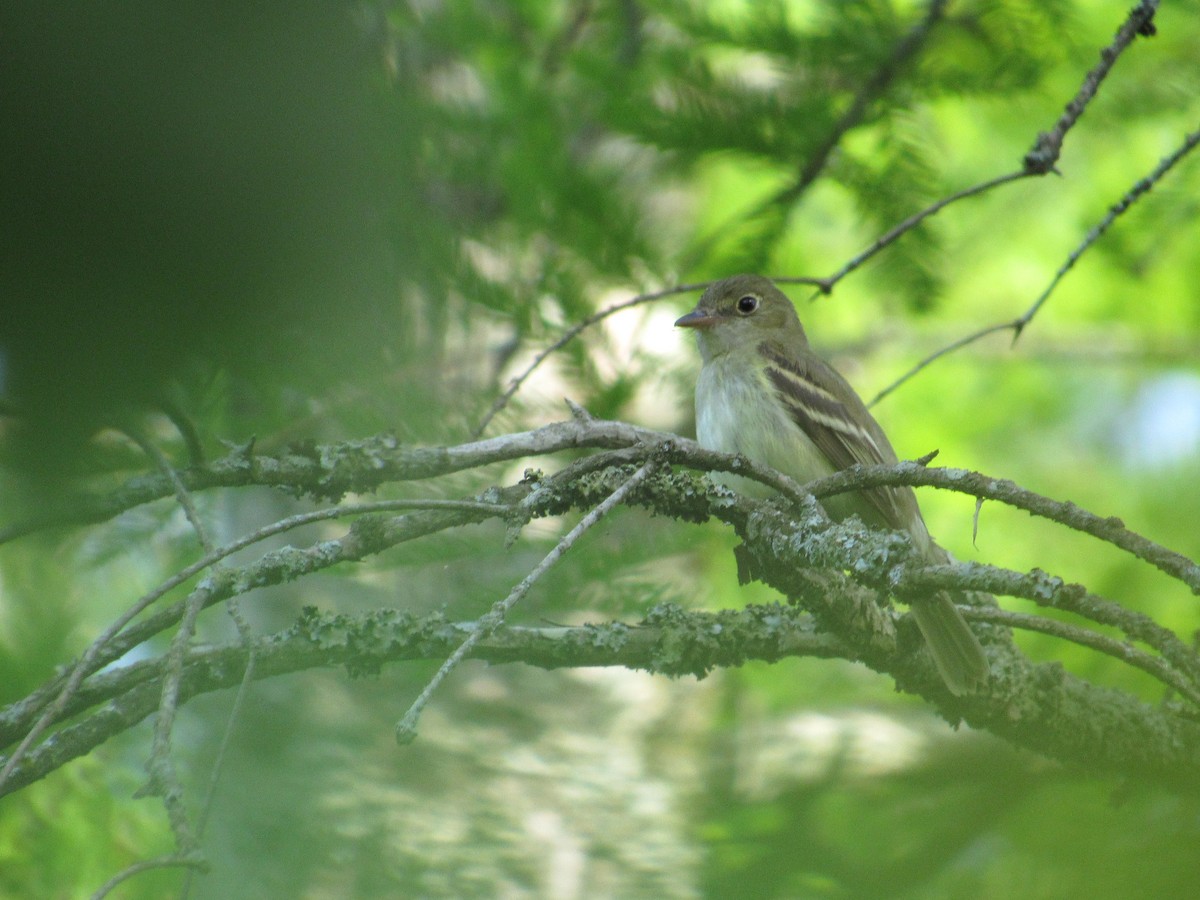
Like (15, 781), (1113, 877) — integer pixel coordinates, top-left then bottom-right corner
(677, 274), (988, 694)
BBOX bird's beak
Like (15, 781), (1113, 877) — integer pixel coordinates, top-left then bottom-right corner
(674, 308), (719, 329)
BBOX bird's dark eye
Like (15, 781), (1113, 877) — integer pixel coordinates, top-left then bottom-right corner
(736, 294), (759, 314)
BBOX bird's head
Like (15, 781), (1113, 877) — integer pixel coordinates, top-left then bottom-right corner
(675, 274), (807, 360)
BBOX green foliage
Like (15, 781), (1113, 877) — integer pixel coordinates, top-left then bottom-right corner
(3, 0), (1200, 896)
(0, 757), (173, 899)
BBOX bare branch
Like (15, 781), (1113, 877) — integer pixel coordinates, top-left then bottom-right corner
(1014, 122), (1200, 339)
(812, 1), (1161, 302)
(471, 283), (708, 438)
(126, 426), (215, 555)
(870, 123), (1200, 404)
(868, 325), (1013, 409)
(816, 172), (1032, 296)
(1023, 0), (1160, 175)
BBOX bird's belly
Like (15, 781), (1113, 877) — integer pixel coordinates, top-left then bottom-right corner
(694, 358), (835, 498)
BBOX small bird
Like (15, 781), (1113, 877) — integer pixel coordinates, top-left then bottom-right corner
(676, 274), (988, 694)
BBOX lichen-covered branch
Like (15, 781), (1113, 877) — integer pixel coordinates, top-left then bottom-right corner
(0, 603), (844, 797)
(3, 450), (1200, 795)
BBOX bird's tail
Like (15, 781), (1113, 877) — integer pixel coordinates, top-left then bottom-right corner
(909, 592), (989, 695)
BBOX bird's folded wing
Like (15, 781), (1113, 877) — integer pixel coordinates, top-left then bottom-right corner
(760, 341), (917, 533)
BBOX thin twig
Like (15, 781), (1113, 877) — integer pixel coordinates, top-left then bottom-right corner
(798, 0), (1157, 300)
(795, 0), (1157, 300)
(193, 649), (254, 842)
(818, 172), (1032, 296)
(126, 427), (215, 556)
(1014, 123), (1200, 339)
(870, 124), (1200, 405)
(185, 579), (259, 897)
(471, 284), (706, 438)
(1023, 0), (1160, 175)
(701, 1), (1156, 303)
(0, 497), (507, 791)
(394, 460), (657, 743)
(962, 607), (1200, 707)
(687, 0), (950, 272)
(141, 592), (205, 853)
(868, 321), (1015, 407)
(90, 854), (207, 900)
(182, 650), (253, 900)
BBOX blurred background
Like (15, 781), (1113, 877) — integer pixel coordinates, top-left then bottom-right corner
(2, 1), (1199, 897)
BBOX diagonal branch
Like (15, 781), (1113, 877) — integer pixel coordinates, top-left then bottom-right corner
(470, 283), (708, 438)
(870, 122), (1200, 405)
(395, 459), (658, 742)
(774, 0), (949, 208)
(1023, 0), (1160, 175)
(1013, 122), (1200, 340)
(799, 1), (1161, 298)
(806, 172), (1032, 295)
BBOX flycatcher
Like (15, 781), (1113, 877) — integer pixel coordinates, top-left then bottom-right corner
(676, 273), (988, 694)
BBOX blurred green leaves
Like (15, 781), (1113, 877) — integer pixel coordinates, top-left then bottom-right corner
(2, 1), (1199, 897)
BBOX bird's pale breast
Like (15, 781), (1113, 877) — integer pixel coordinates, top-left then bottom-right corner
(694, 353), (836, 498)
